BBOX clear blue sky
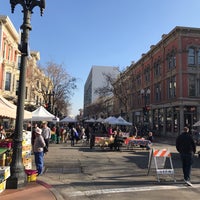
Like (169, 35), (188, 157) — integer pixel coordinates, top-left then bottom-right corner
(1, 0), (200, 116)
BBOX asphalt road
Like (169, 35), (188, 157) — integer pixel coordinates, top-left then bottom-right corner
(38, 138), (200, 200)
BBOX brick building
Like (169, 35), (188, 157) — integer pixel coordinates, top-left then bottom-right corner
(117, 26), (200, 137)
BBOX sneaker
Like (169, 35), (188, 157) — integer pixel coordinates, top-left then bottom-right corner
(184, 180), (193, 187)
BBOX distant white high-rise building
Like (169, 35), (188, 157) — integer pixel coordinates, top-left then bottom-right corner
(84, 65), (119, 114)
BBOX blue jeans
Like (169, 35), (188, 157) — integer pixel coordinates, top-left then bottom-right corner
(34, 152), (44, 175)
(180, 153), (193, 181)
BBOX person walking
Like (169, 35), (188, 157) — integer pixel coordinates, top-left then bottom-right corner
(31, 123), (38, 150)
(70, 126), (76, 146)
(33, 127), (46, 175)
(176, 126), (196, 186)
(41, 122), (51, 150)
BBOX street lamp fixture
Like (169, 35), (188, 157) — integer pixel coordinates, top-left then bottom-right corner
(7, 0), (45, 189)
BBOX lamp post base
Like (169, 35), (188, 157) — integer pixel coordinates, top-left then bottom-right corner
(6, 176), (27, 189)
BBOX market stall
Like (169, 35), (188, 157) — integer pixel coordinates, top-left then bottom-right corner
(125, 137), (151, 149)
(0, 96), (32, 166)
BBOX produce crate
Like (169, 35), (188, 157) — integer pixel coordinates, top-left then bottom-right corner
(0, 166), (10, 181)
(0, 180), (6, 193)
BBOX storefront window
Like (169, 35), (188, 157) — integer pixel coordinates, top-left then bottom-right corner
(166, 107), (172, 132)
(152, 108), (164, 135)
(184, 106), (197, 129)
(173, 107), (179, 132)
(159, 108), (164, 132)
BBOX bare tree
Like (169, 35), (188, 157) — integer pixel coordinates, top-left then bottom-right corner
(95, 69), (130, 118)
(84, 98), (106, 118)
(39, 61), (77, 116)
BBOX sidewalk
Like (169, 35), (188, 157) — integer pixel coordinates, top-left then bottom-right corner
(0, 179), (57, 200)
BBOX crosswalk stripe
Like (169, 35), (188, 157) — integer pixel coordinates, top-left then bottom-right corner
(69, 184), (200, 197)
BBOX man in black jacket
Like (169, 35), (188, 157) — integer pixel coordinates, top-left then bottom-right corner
(176, 127), (196, 186)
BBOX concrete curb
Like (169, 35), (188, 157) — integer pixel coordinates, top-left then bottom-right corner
(37, 178), (65, 200)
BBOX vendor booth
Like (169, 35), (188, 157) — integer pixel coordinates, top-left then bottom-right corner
(0, 96), (32, 192)
(28, 106), (58, 122)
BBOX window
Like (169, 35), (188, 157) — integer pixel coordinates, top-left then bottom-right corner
(144, 66), (150, 83)
(3, 42), (6, 59)
(155, 82), (161, 101)
(188, 47), (195, 65)
(136, 74), (141, 86)
(16, 80), (19, 95)
(167, 76), (176, 99)
(167, 52), (176, 70)
(8, 47), (11, 61)
(18, 56), (21, 70)
(36, 80), (40, 88)
(188, 74), (200, 96)
(5, 72), (11, 91)
(189, 75), (195, 96)
(154, 60), (161, 77)
(166, 108), (172, 132)
(198, 49), (200, 65)
(12, 74), (15, 92)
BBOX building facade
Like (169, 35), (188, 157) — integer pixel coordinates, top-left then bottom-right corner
(0, 15), (51, 111)
(118, 26), (200, 137)
(84, 65), (119, 118)
(0, 15), (20, 100)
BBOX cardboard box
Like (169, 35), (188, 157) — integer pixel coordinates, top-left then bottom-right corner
(23, 131), (32, 140)
(0, 180), (6, 193)
(0, 166), (10, 181)
(22, 145), (31, 151)
(24, 161), (32, 170)
(22, 138), (32, 146)
(22, 150), (32, 159)
(22, 158), (32, 166)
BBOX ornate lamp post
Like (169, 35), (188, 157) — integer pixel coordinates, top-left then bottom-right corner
(7, 0), (45, 189)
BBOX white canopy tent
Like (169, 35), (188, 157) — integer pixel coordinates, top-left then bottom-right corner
(60, 116), (77, 123)
(29, 106), (58, 122)
(104, 116), (117, 124)
(85, 118), (96, 123)
(96, 117), (104, 123)
(0, 95), (31, 119)
(108, 116), (132, 126)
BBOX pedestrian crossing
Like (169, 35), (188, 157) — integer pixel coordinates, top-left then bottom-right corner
(69, 184), (200, 197)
